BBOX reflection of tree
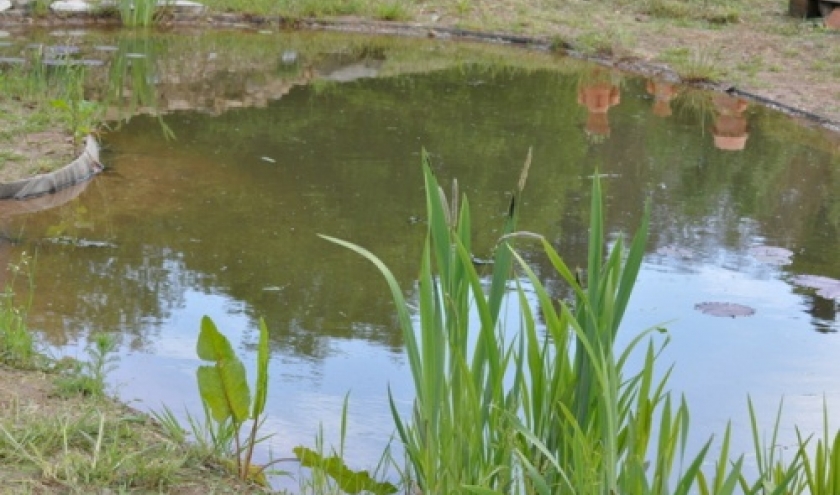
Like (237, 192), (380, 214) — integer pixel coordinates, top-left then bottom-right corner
(801, 292), (838, 333)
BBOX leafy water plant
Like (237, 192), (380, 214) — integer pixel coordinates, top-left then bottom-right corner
(0, 253), (39, 369)
(116, 0), (159, 27)
(54, 333), (119, 398)
(323, 150), (529, 492)
(195, 315), (271, 484)
(49, 65), (105, 147)
(294, 395), (398, 495)
(323, 152), (786, 494)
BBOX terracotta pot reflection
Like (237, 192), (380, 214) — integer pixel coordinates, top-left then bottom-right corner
(712, 94), (749, 151)
(646, 79), (677, 117)
(578, 82), (620, 137)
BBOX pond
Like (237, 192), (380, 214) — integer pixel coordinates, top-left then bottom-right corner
(2, 28), (840, 489)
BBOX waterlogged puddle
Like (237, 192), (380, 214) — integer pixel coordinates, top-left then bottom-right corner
(2, 28), (840, 487)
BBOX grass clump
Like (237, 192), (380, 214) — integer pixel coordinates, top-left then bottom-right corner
(659, 46), (726, 82)
(374, 0), (411, 21)
(54, 333), (119, 398)
(0, 374), (263, 494)
(0, 254), (40, 369)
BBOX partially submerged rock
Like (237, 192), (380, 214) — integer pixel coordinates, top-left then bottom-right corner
(50, 0), (92, 12)
(49, 0), (206, 13)
(695, 302), (756, 317)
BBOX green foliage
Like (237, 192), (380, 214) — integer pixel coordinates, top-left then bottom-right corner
(323, 149), (529, 492)
(30, 0), (53, 16)
(323, 152), (840, 494)
(49, 66), (105, 147)
(374, 0), (410, 20)
(195, 316), (271, 484)
(294, 446), (398, 494)
(797, 405), (840, 495)
(50, 98), (103, 147)
(658, 47), (725, 83)
(116, 0), (159, 27)
(0, 253), (39, 369)
(55, 333), (119, 398)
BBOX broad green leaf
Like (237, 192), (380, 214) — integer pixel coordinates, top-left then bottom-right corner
(197, 358), (250, 423)
(293, 446), (398, 495)
(197, 315), (237, 363)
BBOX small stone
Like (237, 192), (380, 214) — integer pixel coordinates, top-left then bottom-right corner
(281, 50), (298, 64)
(157, 0), (205, 12)
(50, 0), (92, 12)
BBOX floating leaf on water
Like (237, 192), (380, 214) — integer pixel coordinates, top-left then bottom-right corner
(694, 302), (756, 318)
(748, 245), (793, 265)
(656, 245), (693, 259)
(792, 274), (840, 301)
(792, 274), (839, 290)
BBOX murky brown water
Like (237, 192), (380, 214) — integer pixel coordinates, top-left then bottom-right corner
(2, 29), (840, 488)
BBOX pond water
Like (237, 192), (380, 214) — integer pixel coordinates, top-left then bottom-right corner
(2, 29), (840, 489)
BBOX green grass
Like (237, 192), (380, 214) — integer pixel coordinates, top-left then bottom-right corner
(658, 46), (726, 82)
(0, 254), (41, 369)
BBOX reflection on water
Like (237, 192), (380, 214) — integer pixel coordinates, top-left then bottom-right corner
(712, 94), (750, 151)
(577, 68), (622, 138)
(646, 79), (677, 118)
(3, 28), (840, 483)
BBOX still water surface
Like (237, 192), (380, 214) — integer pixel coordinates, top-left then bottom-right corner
(2, 29), (840, 485)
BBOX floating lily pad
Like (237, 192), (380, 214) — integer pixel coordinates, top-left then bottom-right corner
(748, 245), (793, 265)
(792, 274), (840, 301)
(656, 245), (693, 259)
(695, 302), (756, 317)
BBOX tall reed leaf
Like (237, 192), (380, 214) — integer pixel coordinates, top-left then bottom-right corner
(323, 151), (531, 492)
